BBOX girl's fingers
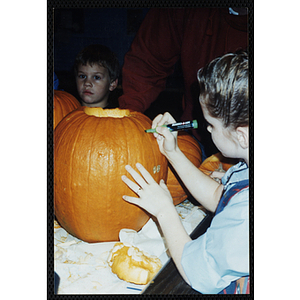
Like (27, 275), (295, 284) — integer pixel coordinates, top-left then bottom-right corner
(121, 174), (142, 196)
(152, 112), (176, 131)
(125, 163), (157, 186)
(157, 112), (176, 126)
(159, 179), (172, 196)
(122, 195), (139, 206)
(152, 114), (163, 129)
(135, 163), (156, 184)
(122, 163), (160, 204)
(159, 178), (167, 189)
(124, 165), (147, 188)
(156, 125), (177, 139)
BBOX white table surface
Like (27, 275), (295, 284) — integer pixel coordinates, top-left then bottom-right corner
(54, 199), (206, 294)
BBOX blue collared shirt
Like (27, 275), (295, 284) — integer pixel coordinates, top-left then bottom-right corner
(181, 162), (249, 294)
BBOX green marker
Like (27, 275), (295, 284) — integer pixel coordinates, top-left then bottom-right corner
(145, 120), (198, 133)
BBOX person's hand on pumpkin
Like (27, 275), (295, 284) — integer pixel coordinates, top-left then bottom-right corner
(122, 162), (192, 285)
(151, 112), (179, 158)
(122, 163), (174, 218)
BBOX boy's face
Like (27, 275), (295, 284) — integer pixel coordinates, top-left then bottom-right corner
(200, 102), (240, 159)
(76, 63), (116, 107)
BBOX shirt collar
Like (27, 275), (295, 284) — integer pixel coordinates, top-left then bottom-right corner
(221, 161), (249, 187)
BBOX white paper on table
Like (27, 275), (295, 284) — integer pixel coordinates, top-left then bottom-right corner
(180, 206), (206, 234)
(54, 218), (169, 294)
(119, 218), (169, 264)
(54, 200), (206, 294)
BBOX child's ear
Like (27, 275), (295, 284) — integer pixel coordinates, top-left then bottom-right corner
(236, 126), (249, 149)
(109, 79), (118, 91)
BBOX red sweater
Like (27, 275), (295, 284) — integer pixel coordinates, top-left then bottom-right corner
(119, 8), (248, 142)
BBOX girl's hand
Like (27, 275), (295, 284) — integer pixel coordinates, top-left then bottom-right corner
(121, 163), (173, 218)
(152, 112), (178, 157)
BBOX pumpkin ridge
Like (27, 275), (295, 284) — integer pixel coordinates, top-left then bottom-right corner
(55, 111), (86, 234)
(86, 116), (98, 232)
(68, 113), (90, 236)
(124, 117), (139, 181)
(60, 97), (70, 115)
(112, 117), (134, 228)
(53, 90), (81, 129)
(106, 119), (114, 233)
(148, 125), (162, 180)
(87, 115), (110, 239)
(55, 109), (82, 145)
(128, 115), (155, 174)
(57, 98), (63, 114)
(55, 111), (80, 150)
(130, 117), (147, 166)
(166, 132), (202, 205)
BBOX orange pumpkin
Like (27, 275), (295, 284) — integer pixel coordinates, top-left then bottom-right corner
(199, 152), (238, 176)
(166, 132), (202, 205)
(54, 107), (168, 243)
(53, 90), (81, 129)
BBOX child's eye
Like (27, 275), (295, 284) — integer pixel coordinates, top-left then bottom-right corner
(78, 74), (86, 79)
(94, 75), (101, 80)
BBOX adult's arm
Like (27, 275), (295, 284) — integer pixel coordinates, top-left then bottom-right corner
(119, 8), (185, 112)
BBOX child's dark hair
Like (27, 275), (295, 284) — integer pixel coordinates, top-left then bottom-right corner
(197, 51), (248, 129)
(74, 44), (120, 82)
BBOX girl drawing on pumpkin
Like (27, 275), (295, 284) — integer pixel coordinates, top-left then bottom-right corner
(74, 44), (119, 108)
(121, 51), (250, 294)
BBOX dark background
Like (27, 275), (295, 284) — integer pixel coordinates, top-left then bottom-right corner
(54, 8), (185, 120)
